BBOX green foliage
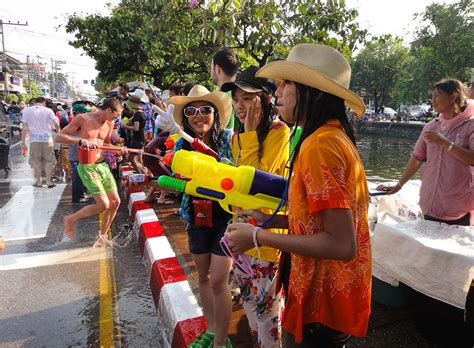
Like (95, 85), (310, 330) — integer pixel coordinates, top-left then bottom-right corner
(352, 35), (410, 112)
(352, 0), (473, 109)
(19, 81), (41, 103)
(66, 0), (366, 87)
(5, 94), (19, 104)
(402, 0), (473, 102)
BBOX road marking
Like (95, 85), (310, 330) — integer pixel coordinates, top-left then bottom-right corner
(98, 212), (121, 347)
(0, 247), (111, 271)
(0, 184), (66, 241)
(99, 256), (115, 347)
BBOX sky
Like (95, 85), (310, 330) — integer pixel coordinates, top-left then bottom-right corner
(0, 0), (460, 95)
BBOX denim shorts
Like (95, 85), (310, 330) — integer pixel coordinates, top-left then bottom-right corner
(186, 221), (228, 256)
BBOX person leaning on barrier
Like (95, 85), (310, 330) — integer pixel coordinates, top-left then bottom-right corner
(381, 78), (474, 226)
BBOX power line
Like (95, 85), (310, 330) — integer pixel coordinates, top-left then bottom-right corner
(6, 48), (96, 65)
(7, 50), (96, 68)
(6, 27), (70, 42)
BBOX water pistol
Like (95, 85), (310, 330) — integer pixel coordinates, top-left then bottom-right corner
(158, 150), (287, 214)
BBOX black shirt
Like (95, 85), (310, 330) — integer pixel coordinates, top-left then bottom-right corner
(131, 111), (146, 144)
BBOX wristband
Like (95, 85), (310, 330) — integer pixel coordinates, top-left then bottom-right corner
(447, 141), (455, 151)
(253, 227), (262, 259)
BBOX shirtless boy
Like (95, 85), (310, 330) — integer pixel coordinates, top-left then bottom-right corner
(55, 98), (124, 247)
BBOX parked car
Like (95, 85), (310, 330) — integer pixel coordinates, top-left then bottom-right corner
(382, 107), (397, 118)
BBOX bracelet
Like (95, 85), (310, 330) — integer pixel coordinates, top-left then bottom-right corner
(253, 227), (262, 259)
(447, 141), (455, 151)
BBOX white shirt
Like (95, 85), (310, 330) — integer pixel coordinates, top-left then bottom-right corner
(21, 105), (58, 143)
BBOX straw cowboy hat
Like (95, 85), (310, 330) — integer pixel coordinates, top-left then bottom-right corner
(169, 85), (232, 127)
(125, 88), (149, 109)
(256, 44), (365, 116)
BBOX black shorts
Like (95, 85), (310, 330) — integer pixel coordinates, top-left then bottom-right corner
(186, 221), (228, 256)
(129, 140), (144, 150)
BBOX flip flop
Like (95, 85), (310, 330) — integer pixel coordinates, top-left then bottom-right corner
(47, 184), (56, 188)
(32, 183), (43, 188)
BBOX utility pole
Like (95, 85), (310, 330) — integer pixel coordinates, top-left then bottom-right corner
(0, 19), (28, 99)
(26, 55), (31, 93)
(50, 57), (55, 99)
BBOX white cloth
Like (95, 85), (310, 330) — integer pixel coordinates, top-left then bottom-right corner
(372, 219), (474, 309)
(22, 106), (58, 143)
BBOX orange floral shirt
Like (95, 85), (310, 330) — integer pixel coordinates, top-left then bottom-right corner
(283, 120), (371, 342)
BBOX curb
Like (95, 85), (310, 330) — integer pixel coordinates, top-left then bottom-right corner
(120, 165), (206, 347)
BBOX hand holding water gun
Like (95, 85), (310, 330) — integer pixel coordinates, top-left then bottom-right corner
(153, 104), (222, 161)
(158, 150), (287, 213)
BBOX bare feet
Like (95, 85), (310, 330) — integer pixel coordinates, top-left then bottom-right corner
(93, 235), (118, 248)
(63, 215), (75, 239)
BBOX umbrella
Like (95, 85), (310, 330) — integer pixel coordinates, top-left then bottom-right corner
(126, 81), (161, 93)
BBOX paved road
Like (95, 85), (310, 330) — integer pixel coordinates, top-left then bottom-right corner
(0, 136), (163, 347)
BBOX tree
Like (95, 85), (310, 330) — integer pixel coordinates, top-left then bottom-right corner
(5, 94), (18, 104)
(19, 81), (41, 103)
(401, 0), (473, 101)
(352, 35), (410, 112)
(66, 0), (214, 89)
(66, 0), (367, 88)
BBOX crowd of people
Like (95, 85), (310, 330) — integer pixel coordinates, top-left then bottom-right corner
(2, 42), (472, 347)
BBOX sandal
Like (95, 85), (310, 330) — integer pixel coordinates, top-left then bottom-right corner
(188, 331), (214, 348)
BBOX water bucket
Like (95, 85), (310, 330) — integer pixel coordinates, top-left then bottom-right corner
(78, 148), (100, 164)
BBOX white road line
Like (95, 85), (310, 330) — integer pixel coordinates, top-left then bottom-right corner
(0, 184), (66, 241)
(0, 247), (111, 271)
(0, 177), (35, 184)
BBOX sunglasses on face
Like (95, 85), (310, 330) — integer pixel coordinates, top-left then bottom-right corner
(184, 106), (215, 118)
(220, 235), (254, 277)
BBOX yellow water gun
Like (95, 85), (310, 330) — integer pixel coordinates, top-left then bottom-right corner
(158, 150), (287, 213)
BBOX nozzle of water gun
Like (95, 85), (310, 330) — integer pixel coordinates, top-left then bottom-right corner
(164, 138), (175, 150)
(163, 152), (174, 167)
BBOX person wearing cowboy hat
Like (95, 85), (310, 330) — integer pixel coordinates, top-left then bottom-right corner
(169, 85), (235, 348)
(225, 44), (371, 347)
(123, 89), (149, 173)
(221, 66), (290, 347)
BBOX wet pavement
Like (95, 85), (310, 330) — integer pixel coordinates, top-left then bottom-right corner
(0, 136), (163, 347)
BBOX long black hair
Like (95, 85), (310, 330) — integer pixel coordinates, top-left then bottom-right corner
(288, 82), (356, 179)
(181, 102), (222, 153)
(237, 91), (276, 158)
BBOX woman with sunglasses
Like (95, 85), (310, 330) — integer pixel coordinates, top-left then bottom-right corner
(169, 85), (234, 348)
(225, 44), (371, 347)
(221, 66), (290, 347)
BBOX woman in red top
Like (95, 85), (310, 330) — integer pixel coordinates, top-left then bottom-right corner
(226, 44), (371, 347)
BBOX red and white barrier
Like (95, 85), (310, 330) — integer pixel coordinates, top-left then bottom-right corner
(119, 164), (206, 347)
